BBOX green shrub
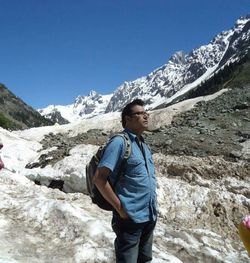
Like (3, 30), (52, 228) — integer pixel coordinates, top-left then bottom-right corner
(0, 112), (19, 130)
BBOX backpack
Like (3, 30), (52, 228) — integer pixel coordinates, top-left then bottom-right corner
(86, 132), (131, 211)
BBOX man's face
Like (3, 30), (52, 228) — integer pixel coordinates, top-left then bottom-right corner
(126, 105), (149, 134)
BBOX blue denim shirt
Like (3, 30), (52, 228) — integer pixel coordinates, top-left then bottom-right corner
(98, 129), (157, 223)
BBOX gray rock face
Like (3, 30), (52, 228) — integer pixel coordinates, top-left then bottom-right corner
(75, 91), (106, 115)
(147, 85), (250, 162)
(42, 110), (69, 125)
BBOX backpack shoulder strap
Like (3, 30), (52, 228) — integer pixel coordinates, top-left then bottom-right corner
(111, 131), (131, 188)
(109, 131), (131, 160)
(116, 131), (131, 159)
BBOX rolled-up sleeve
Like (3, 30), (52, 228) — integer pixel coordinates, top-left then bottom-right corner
(98, 136), (124, 172)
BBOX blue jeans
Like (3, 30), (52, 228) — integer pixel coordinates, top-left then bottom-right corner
(111, 214), (156, 263)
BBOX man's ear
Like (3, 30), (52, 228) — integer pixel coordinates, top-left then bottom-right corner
(125, 115), (131, 125)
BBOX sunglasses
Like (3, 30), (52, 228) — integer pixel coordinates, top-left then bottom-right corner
(130, 111), (149, 117)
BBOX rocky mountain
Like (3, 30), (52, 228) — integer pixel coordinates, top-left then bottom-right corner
(0, 84), (54, 130)
(39, 14), (250, 124)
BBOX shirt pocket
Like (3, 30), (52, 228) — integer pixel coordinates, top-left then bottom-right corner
(126, 157), (145, 175)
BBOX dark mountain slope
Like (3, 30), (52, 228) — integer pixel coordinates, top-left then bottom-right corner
(162, 46), (250, 107)
(0, 84), (54, 130)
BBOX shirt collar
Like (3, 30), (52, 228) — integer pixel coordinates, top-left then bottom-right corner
(123, 128), (145, 143)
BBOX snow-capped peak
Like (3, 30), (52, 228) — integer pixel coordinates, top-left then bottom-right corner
(169, 51), (187, 65)
(236, 14), (250, 27)
(39, 91), (113, 123)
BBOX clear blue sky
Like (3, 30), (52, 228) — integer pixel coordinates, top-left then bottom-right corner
(0, 0), (249, 109)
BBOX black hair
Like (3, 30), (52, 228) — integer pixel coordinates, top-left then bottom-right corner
(121, 99), (145, 128)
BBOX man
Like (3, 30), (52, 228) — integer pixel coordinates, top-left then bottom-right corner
(93, 99), (157, 263)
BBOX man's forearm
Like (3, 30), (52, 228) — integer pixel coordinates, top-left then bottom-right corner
(95, 178), (122, 212)
(93, 167), (128, 218)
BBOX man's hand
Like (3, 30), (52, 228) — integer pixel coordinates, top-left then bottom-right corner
(117, 205), (129, 219)
(94, 167), (129, 219)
